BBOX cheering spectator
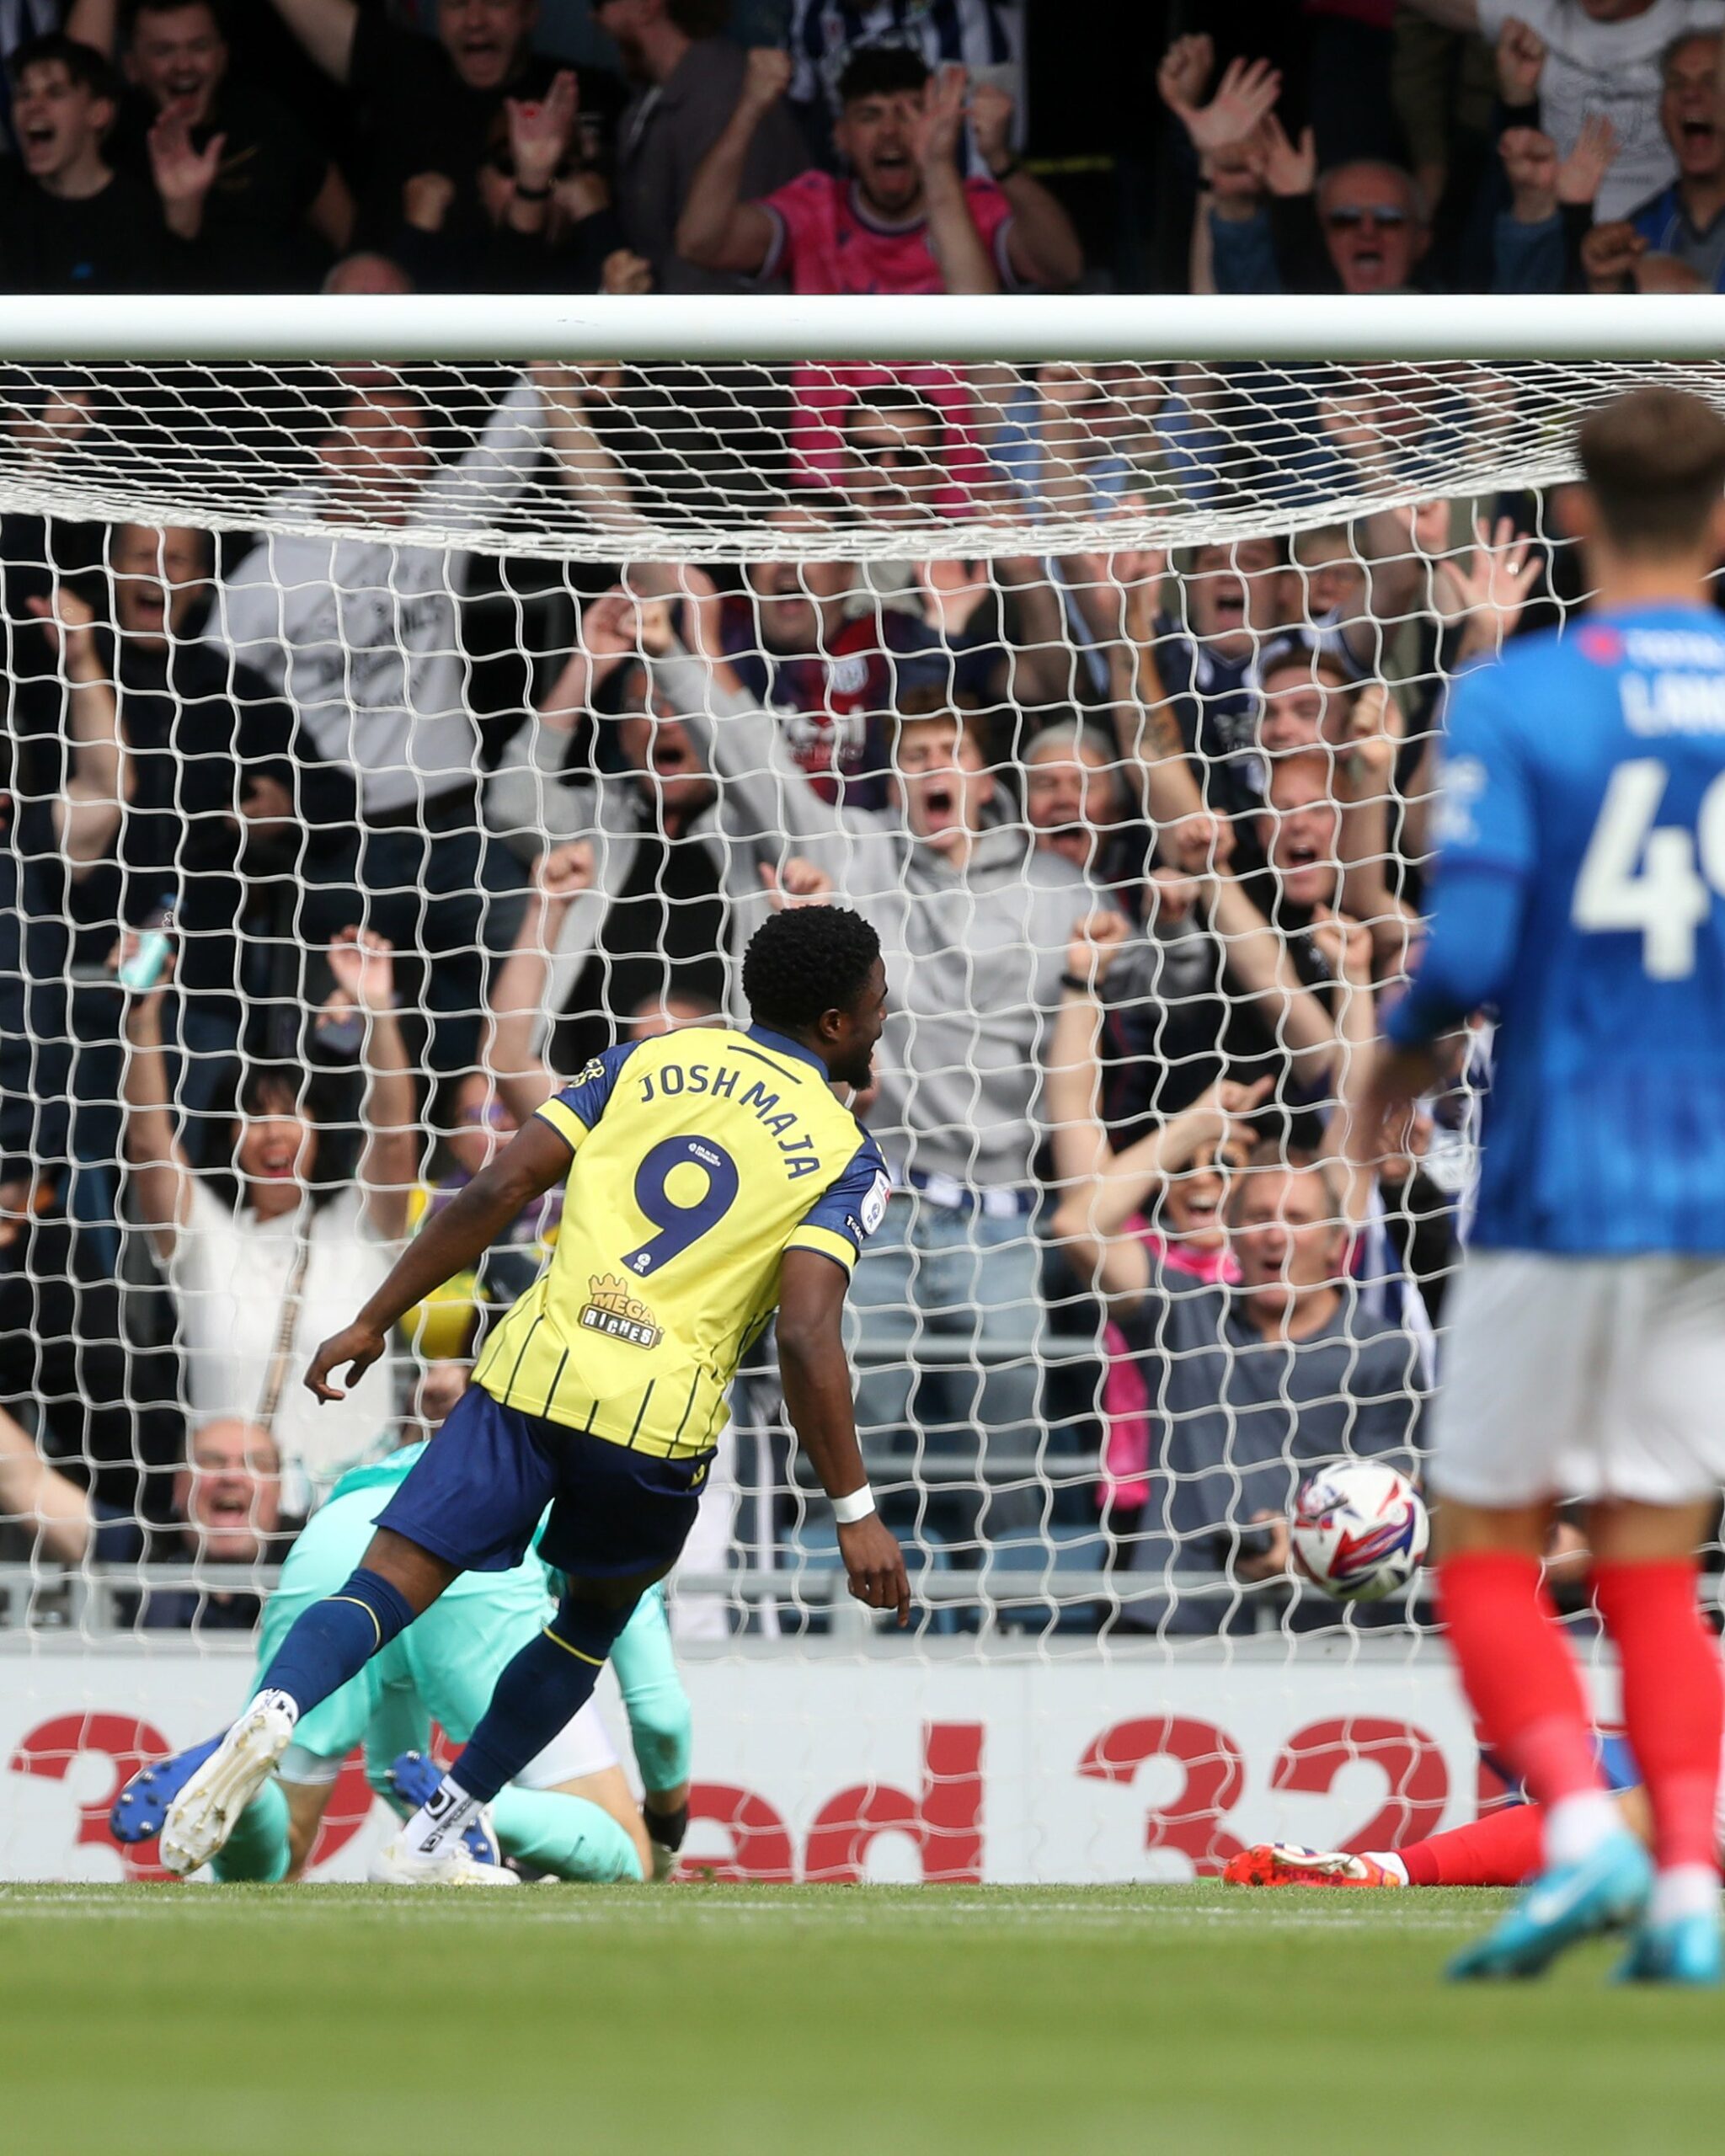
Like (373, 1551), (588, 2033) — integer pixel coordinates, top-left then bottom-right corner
(7, 574), (128, 1222)
(1628, 29), (1725, 275)
(0, 0), (57, 154)
(824, 379), (1030, 573)
(0, 33), (169, 291)
(716, 501), (962, 812)
(18, 525), (350, 1243)
(90, 523), (351, 1057)
(1216, 152), (1437, 299)
(1055, 1135), (1423, 1631)
(1492, 115), (1621, 290)
(1049, 804), (1365, 1150)
(1400, 0), (1725, 223)
(393, 67), (626, 292)
(262, 0), (573, 247)
(117, 926), (414, 1515)
(31, 525), (357, 1231)
(205, 367), (631, 1074)
(638, 579), (1109, 1541)
(1145, 536), (1292, 840)
(486, 614), (766, 1073)
(836, 385), (951, 527)
(723, 507), (889, 804)
(991, 365), (1142, 520)
(0, 1405), (296, 1628)
(1248, 627), (1420, 958)
(1076, 846), (1248, 1146)
(1159, 34), (1450, 296)
(678, 41), (1079, 295)
(1576, 29), (1725, 291)
(15, 578), (126, 889)
(599, 0), (807, 291)
(539, 693), (724, 1076)
(1047, 971), (1264, 1534)
(69, 0), (354, 291)
(680, 45), (1077, 493)
(1019, 720), (1140, 889)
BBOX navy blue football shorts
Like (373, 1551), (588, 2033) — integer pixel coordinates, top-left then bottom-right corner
(375, 1385), (713, 1583)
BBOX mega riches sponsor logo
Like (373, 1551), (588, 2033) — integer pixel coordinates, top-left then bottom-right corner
(579, 1273), (663, 1350)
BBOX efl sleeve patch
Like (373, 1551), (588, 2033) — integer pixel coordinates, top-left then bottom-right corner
(793, 1139), (893, 1262)
(544, 1041), (638, 1143)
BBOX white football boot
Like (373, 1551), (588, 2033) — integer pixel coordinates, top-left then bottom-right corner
(368, 1834), (520, 1886)
(159, 1699), (296, 1876)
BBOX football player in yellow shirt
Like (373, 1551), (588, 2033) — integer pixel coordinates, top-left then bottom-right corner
(163, 906), (909, 1884)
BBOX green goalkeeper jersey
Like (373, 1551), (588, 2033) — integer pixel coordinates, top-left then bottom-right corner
(256, 1443), (614, 1780)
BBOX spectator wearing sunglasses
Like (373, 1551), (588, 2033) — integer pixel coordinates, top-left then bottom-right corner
(830, 384), (985, 616)
(1209, 157), (1436, 298)
(838, 386), (948, 526)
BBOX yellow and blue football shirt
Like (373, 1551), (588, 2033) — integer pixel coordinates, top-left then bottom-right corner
(473, 1025), (891, 1458)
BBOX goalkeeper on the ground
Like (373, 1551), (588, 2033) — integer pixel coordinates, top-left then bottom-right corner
(112, 1439), (692, 1883)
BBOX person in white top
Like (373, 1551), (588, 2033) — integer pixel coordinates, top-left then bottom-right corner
(1404, 0), (1725, 222)
(203, 364), (637, 1075)
(119, 921), (417, 1515)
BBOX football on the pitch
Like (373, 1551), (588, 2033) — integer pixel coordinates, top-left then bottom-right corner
(1290, 1463), (1429, 1604)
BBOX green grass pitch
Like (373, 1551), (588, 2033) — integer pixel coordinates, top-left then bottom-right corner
(3, 1882), (1720, 2156)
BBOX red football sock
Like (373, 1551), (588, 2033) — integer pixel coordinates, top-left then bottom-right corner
(1438, 1550), (1603, 1810)
(1593, 1559), (1722, 1876)
(1399, 1803), (1547, 1888)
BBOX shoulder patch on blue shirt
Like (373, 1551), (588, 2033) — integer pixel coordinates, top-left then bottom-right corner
(796, 1134), (891, 1261)
(539, 1039), (640, 1139)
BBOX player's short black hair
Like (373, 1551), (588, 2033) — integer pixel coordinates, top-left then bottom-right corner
(743, 906), (881, 1034)
(8, 33), (119, 105)
(837, 42), (932, 106)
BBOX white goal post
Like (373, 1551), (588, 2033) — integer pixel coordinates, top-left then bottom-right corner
(2, 293), (1723, 560)
(0, 294), (1702, 1883)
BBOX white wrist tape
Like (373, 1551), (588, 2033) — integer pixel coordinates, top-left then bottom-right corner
(831, 1486), (876, 1525)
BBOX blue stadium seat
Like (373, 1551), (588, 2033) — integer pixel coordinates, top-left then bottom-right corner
(980, 1527), (1111, 1634)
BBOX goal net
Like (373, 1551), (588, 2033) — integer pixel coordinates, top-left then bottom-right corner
(0, 296), (1710, 1884)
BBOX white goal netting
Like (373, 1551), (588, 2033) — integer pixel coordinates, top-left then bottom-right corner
(0, 302), (1707, 1884)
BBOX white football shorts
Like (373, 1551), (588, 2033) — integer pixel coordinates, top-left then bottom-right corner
(515, 1699), (620, 1790)
(1432, 1250), (1725, 1507)
(277, 1699), (618, 1791)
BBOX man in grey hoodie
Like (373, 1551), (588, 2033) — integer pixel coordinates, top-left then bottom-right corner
(641, 606), (1115, 1539)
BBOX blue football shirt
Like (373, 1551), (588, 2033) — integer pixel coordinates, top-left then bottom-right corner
(1388, 604), (1725, 1254)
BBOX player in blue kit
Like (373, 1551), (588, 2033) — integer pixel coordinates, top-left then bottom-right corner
(163, 905), (909, 1884)
(1350, 387), (1725, 1984)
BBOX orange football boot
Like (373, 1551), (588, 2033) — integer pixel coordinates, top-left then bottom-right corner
(1222, 1843), (1400, 1888)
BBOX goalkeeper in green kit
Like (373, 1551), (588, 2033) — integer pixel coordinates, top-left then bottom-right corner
(112, 1438), (694, 1885)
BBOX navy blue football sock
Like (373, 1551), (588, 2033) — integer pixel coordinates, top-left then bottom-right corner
(253, 1567), (415, 1718)
(451, 1597), (630, 1806)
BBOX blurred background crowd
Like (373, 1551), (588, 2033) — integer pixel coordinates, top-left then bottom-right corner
(2, 0), (1722, 301)
(0, 0), (1696, 1638)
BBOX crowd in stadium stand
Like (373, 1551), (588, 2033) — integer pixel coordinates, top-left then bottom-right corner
(0, 0), (1677, 1633)
(1, 2), (1721, 302)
